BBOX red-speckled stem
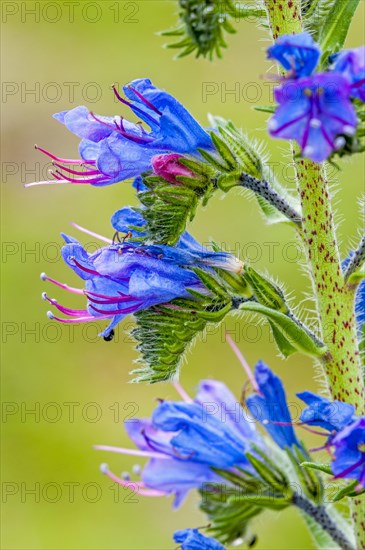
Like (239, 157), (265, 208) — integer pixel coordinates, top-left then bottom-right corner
(264, 1), (365, 547)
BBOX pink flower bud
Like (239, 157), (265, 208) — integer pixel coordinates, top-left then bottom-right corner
(151, 154), (196, 184)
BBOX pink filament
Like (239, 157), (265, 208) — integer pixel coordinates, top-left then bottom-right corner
(42, 274), (84, 294)
(225, 333), (261, 394)
(70, 222), (112, 244)
(102, 466), (166, 497)
(94, 445), (170, 460)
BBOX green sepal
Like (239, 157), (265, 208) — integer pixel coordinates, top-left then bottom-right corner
(216, 172), (241, 191)
(196, 300), (232, 321)
(233, 494), (291, 510)
(199, 482), (262, 544)
(191, 267), (231, 300)
(198, 148), (230, 172)
(239, 302), (327, 358)
(287, 446), (324, 502)
(215, 268), (252, 296)
(210, 131), (237, 170)
(246, 450), (290, 494)
(244, 266), (289, 313)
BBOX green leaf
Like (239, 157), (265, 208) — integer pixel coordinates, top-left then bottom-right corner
(239, 302), (327, 358)
(254, 105), (276, 114)
(318, 0), (361, 62)
(301, 462), (333, 475)
(332, 480), (364, 502)
(269, 320), (298, 358)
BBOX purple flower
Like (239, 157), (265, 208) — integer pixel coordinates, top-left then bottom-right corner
(268, 73), (357, 163)
(332, 46), (365, 102)
(174, 529), (225, 549)
(41, 209), (242, 338)
(34, 79), (213, 187)
(97, 379), (259, 507)
(331, 418), (365, 488)
(297, 392), (356, 433)
(246, 361), (300, 449)
(267, 32), (321, 77)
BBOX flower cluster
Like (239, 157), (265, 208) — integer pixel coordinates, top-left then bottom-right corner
(33, 79), (213, 187)
(267, 33), (364, 162)
(42, 206), (242, 339)
(95, 356), (364, 547)
(97, 360), (301, 517)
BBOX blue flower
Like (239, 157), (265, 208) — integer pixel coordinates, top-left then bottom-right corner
(96, 364), (303, 506)
(297, 391), (356, 433)
(342, 252), (365, 331)
(174, 529), (225, 549)
(267, 32), (321, 77)
(36, 79), (213, 186)
(332, 46), (365, 102)
(97, 378), (262, 507)
(246, 361), (300, 449)
(331, 418), (365, 487)
(41, 211), (242, 338)
(268, 73), (357, 163)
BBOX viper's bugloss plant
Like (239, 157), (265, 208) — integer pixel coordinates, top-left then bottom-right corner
(31, 1), (365, 548)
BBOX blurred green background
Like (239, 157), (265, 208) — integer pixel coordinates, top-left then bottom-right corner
(2, 1), (364, 548)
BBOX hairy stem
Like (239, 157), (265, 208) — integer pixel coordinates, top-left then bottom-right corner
(263, 1), (365, 547)
(239, 173), (301, 225)
(295, 160), (364, 409)
(293, 493), (356, 550)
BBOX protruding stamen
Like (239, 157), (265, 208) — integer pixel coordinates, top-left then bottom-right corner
(41, 273), (84, 294)
(172, 381), (193, 403)
(42, 292), (88, 317)
(89, 303), (139, 315)
(100, 463), (166, 497)
(111, 85), (160, 127)
(24, 180), (69, 188)
(71, 257), (100, 276)
(53, 163), (100, 176)
(35, 145), (95, 165)
(71, 222), (112, 244)
(89, 111), (154, 145)
(53, 169), (108, 185)
(94, 445), (170, 460)
(128, 86), (162, 115)
(47, 311), (108, 323)
(225, 333), (261, 394)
